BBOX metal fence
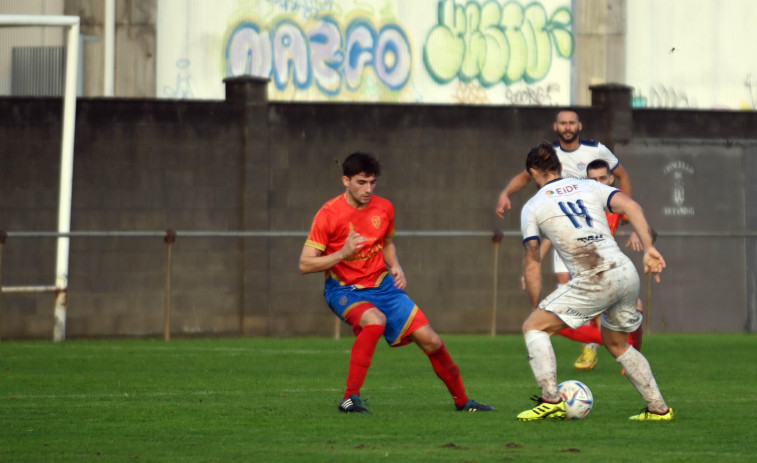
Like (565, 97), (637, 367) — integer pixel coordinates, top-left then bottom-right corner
(1, 229), (754, 342)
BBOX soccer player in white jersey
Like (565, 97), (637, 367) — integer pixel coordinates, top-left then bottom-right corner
(515, 142), (673, 421)
(495, 108), (637, 370)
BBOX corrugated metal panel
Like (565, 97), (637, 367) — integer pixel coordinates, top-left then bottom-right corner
(11, 46), (65, 96)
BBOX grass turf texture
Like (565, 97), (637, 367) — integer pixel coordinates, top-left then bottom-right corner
(1, 334), (756, 462)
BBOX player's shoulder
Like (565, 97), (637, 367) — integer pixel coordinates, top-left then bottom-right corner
(578, 138), (600, 148)
(316, 194), (345, 215)
(369, 195), (394, 213)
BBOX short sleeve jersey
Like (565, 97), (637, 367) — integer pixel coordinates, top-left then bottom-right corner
(555, 139), (620, 179)
(305, 193), (395, 288)
(521, 178), (630, 277)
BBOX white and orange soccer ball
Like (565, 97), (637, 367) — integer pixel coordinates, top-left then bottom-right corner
(558, 380), (594, 420)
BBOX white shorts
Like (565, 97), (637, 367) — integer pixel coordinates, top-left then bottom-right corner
(552, 248), (569, 274)
(538, 260), (642, 333)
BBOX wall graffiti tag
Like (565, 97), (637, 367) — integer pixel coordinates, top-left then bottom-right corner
(423, 0), (573, 86)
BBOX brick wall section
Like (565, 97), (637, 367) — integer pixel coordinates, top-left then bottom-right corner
(0, 79), (755, 339)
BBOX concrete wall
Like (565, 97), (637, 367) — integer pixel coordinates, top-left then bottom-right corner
(0, 78), (754, 340)
(64, 0), (156, 97)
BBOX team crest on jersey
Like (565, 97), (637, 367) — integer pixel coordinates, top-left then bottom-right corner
(339, 296), (348, 306)
(371, 216), (381, 228)
(577, 161), (587, 171)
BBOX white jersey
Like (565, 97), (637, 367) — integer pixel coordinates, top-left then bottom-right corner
(521, 178), (630, 277)
(555, 139), (619, 179)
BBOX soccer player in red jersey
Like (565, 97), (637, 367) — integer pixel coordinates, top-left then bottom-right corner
(299, 152), (494, 414)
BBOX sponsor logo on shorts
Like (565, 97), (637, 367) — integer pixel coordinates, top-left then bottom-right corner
(339, 296), (348, 306)
(565, 307), (594, 321)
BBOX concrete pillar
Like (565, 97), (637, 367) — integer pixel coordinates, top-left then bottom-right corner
(223, 76), (271, 336)
(574, 0), (626, 105)
(590, 82), (633, 148)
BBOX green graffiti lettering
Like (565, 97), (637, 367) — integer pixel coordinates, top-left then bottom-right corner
(423, 0), (574, 86)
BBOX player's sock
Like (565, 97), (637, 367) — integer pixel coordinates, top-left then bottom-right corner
(629, 325), (643, 350)
(344, 324), (385, 398)
(426, 343), (469, 408)
(616, 346), (668, 412)
(558, 324), (603, 344)
(524, 330), (560, 402)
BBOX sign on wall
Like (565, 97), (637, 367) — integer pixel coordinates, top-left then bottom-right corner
(157, 0), (574, 105)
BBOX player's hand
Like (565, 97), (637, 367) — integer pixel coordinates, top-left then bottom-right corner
(643, 247), (666, 283)
(625, 231), (643, 252)
(495, 194), (512, 219)
(389, 265), (406, 289)
(340, 230), (367, 259)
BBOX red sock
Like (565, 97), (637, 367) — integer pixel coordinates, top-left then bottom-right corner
(558, 324), (603, 345)
(426, 343), (469, 408)
(344, 324), (384, 398)
(629, 325), (643, 350)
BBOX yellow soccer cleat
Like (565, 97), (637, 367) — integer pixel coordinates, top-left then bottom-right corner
(517, 396), (566, 421)
(574, 346), (598, 370)
(629, 407), (674, 421)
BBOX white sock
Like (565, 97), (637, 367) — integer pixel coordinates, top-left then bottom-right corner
(524, 330), (560, 402)
(616, 346), (668, 412)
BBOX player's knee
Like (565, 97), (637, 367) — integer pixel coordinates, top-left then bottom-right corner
(360, 307), (386, 326)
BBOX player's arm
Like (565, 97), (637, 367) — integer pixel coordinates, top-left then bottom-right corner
(383, 235), (406, 289)
(298, 230), (366, 274)
(496, 170), (532, 218)
(608, 192), (666, 282)
(612, 164), (631, 197)
(522, 238), (542, 309)
(520, 238), (551, 290)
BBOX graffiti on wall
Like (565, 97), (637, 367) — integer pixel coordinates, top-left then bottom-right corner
(423, 0), (573, 86)
(223, 0), (573, 103)
(632, 85), (697, 109)
(163, 59), (195, 99)
(226, 16), (412, 95)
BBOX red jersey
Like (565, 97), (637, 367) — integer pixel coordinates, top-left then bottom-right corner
(305, 193), (395, 288)
(606, 211), (621, 235)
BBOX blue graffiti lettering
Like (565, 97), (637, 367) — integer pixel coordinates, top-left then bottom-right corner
(225, 16), (412, 96)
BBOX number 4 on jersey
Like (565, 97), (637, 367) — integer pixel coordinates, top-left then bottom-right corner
(558, 200), (593, 228)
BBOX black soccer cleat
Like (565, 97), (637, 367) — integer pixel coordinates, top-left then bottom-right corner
(338, 394), (369, 413)
(456, 399), (495, 412)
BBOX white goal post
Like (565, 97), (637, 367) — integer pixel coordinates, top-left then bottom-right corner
(0, 15), (80, 342)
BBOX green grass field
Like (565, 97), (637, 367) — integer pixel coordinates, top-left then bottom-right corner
(1, 333), (756, 462)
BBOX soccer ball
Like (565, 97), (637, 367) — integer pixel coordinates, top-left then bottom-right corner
(558, 380), (594, 420)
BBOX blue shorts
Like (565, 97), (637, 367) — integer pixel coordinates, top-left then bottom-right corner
(324, 274), (426, 346)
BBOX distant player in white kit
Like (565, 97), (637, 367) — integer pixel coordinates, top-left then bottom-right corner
(516, 142), (673, 421)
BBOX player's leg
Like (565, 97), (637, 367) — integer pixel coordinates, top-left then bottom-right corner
(553, 251), (600, 370)
(602, 327), (672, 420)
(518, 308), (569, 421)
(338, 304), (386, 413)
(628, 299), (643, 351)
(601, 267), (671, 420)
(409, 324), (494, 412)
(621, 299), (644, 375)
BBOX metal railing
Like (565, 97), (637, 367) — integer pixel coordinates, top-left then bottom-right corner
(1, 229), (754, 342)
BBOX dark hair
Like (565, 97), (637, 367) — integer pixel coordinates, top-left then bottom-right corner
(555, 107), (580, 121)
(586, 159), (611, 172)
(342, 151), (381, 178)
(526, 142), (561, 174)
